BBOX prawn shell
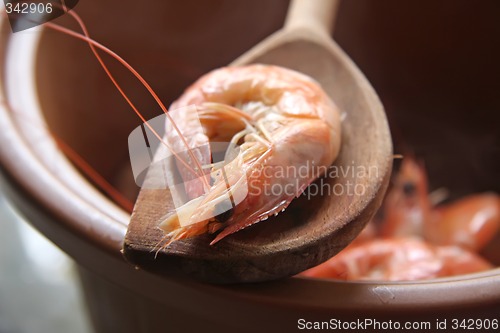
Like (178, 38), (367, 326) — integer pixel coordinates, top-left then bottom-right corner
(426, 193), (500, 251)
(125, 52), (393, 283)
(165, 64), (342, 243)
(301, 237), (493, 281)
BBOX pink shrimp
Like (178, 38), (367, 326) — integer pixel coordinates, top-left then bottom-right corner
(159, 65), (342, 244)
(301, 237), (492, 281)
(302, 155), (498, 281)
(379, 156), (500, 251)
(425, 193), (500, 251)
(379, 156), (430, 238)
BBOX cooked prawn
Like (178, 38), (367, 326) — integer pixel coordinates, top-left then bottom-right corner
(301, 237), (492, 281)
(425, 193), (500, 251)
(379, 156), (500, 251)
(379, 156), (430, 238)
(302, 155), (499, 281)
(159, 65), (342, 244)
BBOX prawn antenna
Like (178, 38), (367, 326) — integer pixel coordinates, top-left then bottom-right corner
(41, 5), (210, 190)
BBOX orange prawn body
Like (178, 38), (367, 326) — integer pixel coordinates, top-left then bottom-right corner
(302, 156), (499, 281)
(380, 157), (500, 251)
(301, 237), (492, 281)
(159, 65), (342, 244)
(426, 193), (500, 251)
(379, 156), (430, 238)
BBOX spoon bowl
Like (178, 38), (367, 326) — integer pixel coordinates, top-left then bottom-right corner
(123, 0), (393, 283)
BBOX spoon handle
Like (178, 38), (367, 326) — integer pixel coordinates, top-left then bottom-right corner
(284, 0), (340, 35)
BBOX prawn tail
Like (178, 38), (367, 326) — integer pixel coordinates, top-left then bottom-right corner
(210, 198), (293, 245)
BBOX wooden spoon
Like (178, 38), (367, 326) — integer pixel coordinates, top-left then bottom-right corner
(123, 0), (392, 283)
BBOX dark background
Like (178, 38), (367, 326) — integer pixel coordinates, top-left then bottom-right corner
(334, 0), (500, 199)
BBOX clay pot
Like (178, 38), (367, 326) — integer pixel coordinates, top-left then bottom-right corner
(1, 1), (499, 332)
